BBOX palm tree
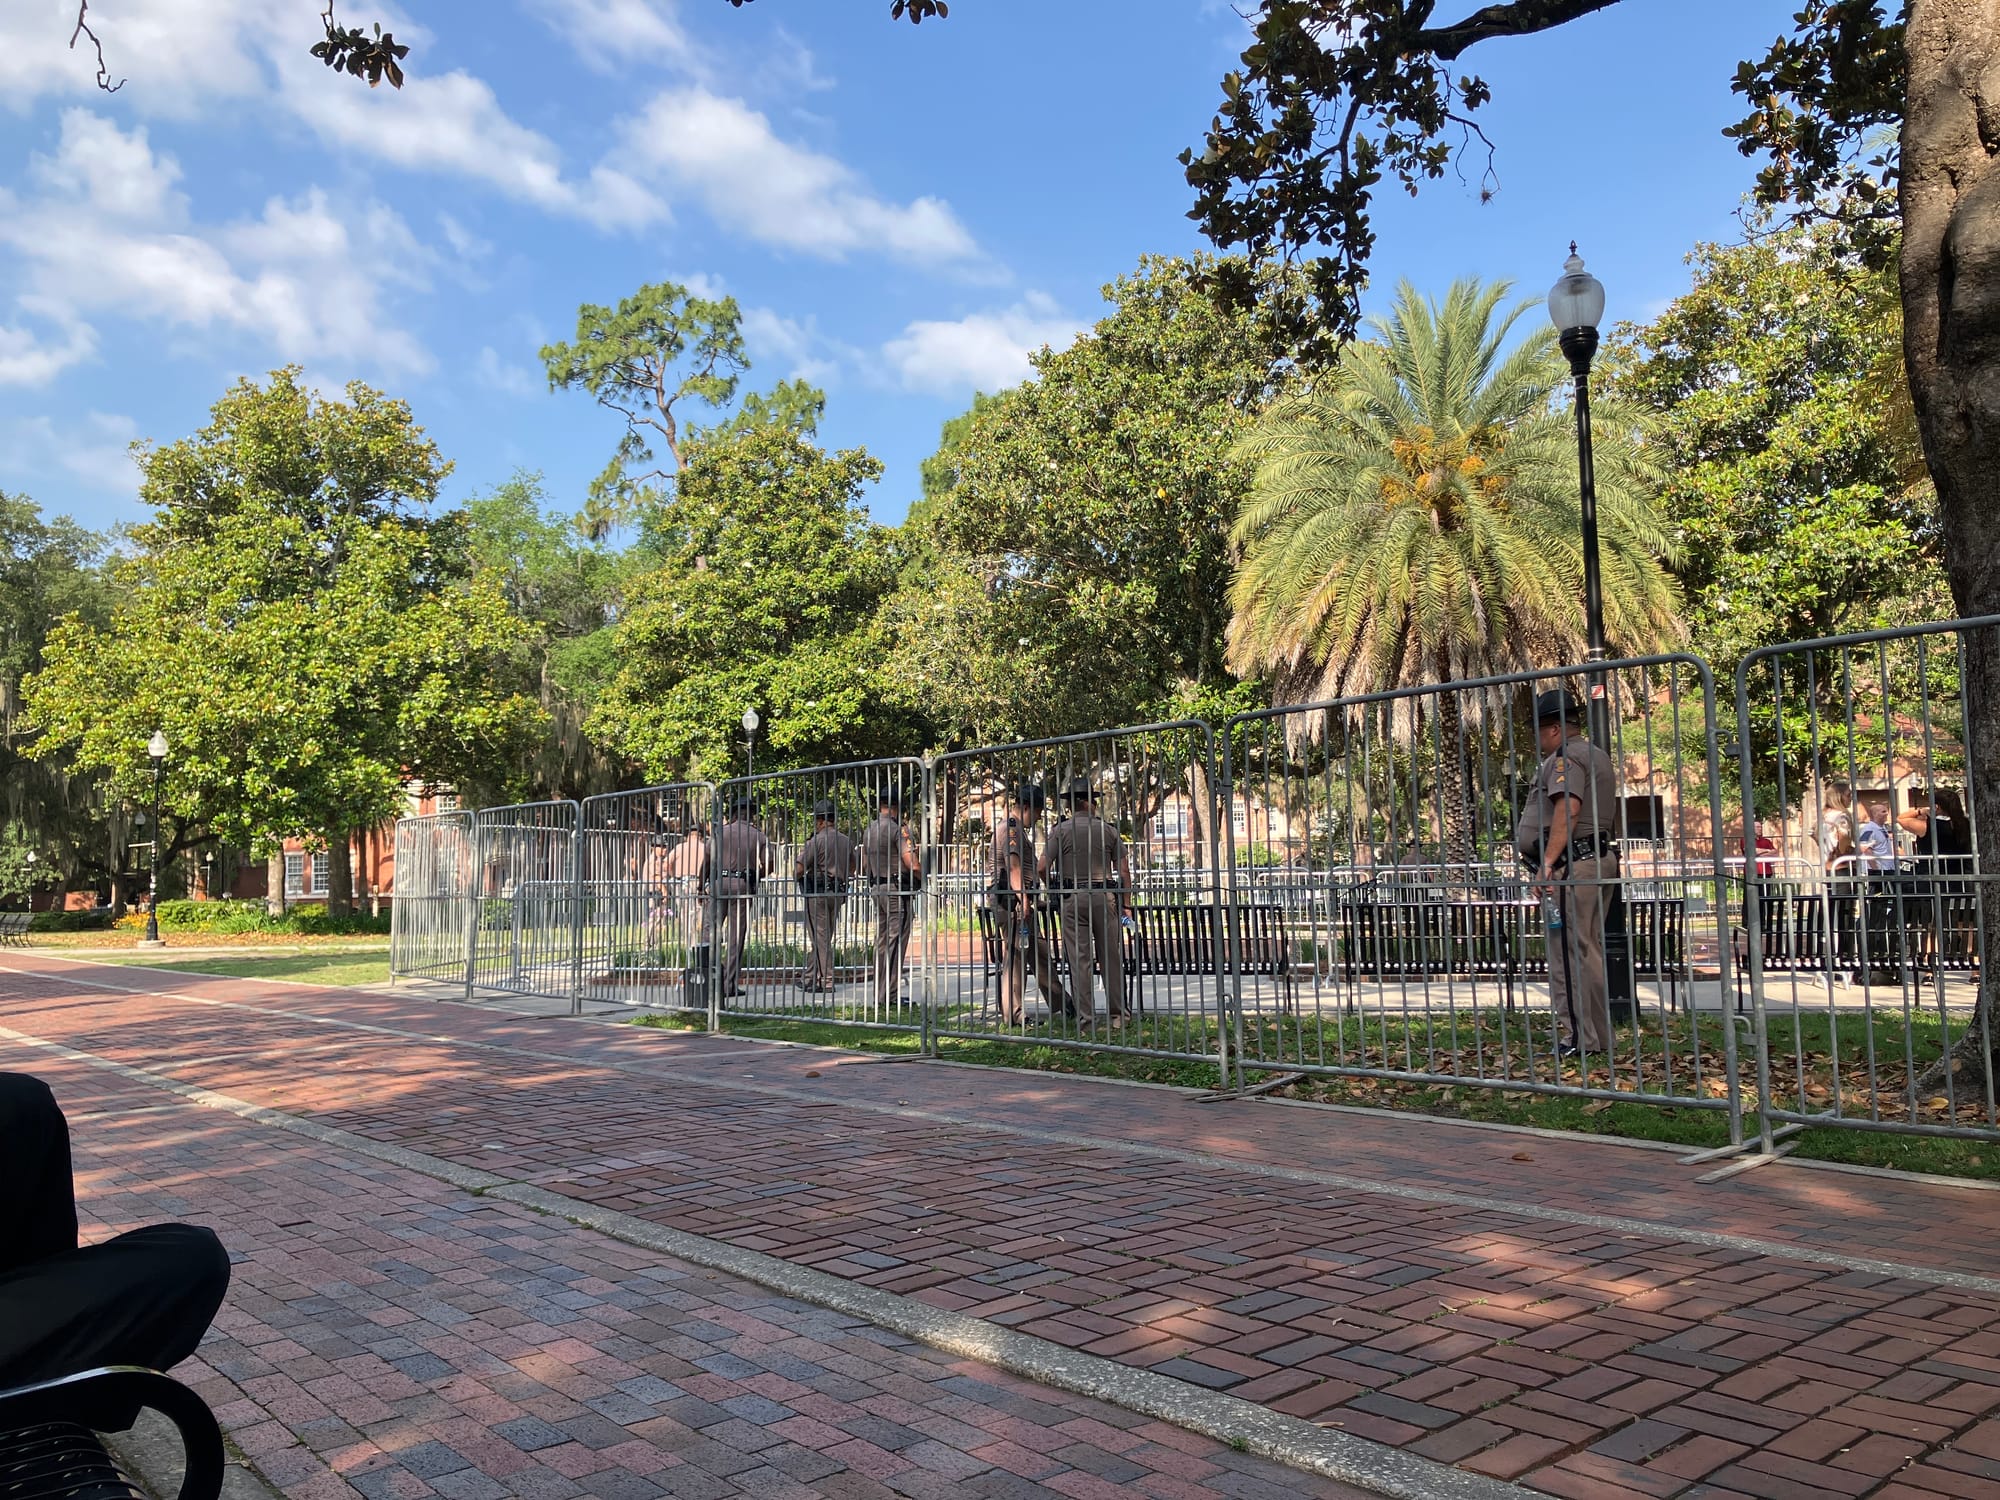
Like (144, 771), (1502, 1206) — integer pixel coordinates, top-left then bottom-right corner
(1227, 277), (1681, 860)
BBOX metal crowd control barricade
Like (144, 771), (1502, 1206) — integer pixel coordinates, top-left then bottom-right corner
(1737, 616), (1999, 1149)
(388, 810), (476, 982)
(930, 723), (1230, 1084)
(576, 782), (717, 1019)
(1219, 656), (1740, 1131)
(710, 758), (930, 1035)
(462, 800), (581, 1008)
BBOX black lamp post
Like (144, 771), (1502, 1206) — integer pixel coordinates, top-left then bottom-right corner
(143, 730), (168, 945)
(1549, 244), (1609, 748)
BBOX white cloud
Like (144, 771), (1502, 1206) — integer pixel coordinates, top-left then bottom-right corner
(7, 410), (142, 493)
(278, 55), (666, 230)
(741, 306), (855, 387)
(619, 88), (981, 264)
(0, 312), (94, 388)
(0, 0), (271, 116)
(525, 0), (696, 70)
(882, 293), (1083, 395)
(0, 112), (435, 377)
(475, 346), (541, 397)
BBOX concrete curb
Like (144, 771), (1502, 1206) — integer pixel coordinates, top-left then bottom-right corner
(0, 1023), (1527, 1500)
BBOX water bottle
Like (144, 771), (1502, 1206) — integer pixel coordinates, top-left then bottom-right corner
(1542, 894), (1563, 934)
(1120, 912), (1136, 937)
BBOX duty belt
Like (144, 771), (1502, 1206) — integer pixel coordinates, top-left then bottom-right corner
(719, 869), (754, 880)
(1561, 835), (1617, 865)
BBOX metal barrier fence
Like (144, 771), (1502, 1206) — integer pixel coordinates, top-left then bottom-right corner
(388, 811), (475, 980)
(708, 759), (931, 1033)
(1738, 616), (1999, 1146)
(576, 782), (716, 1019)
(1220, 655), (1740, 1130)
(387, 619), (2000, 1161)
(463, 800), (581, 1008)
(930, 723), (1229, 1080)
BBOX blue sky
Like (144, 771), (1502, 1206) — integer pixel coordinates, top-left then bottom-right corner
(0, 0), (1800, 534)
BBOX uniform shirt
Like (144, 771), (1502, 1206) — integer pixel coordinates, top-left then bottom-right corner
(797, 826), (856, 889)
(861, 815), (912, 882)
(1530, 734), (1619, 850)
(989, 816), (1038, 896)
(710, 818), (771, 883)
(1043, 814), (1125, 888)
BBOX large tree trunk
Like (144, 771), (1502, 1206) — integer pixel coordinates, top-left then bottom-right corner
(266, 852), (287, 917)
(326, 831), (354, 918)
(1903, 0), (2000, 1089)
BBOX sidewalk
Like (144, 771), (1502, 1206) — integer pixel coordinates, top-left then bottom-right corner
(6, 951), (2000, 1498)
(19, 1025), (1364, 1500)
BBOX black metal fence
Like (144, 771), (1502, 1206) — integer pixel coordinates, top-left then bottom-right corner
(389, 621), (1998, 1160)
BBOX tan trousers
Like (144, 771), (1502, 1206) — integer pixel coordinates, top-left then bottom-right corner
(1061, 890), (1127, 1019)
(992, 898), (1070, 1023)
(1549, 856), (1614, 1052)
(704, 879), (751, 996)
(803, 893), (844, 989)
(873, 888), (914, 1004)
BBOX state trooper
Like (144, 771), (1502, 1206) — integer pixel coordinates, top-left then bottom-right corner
(1041, 778), (1135, 1028)
(794, 798), (856, 993)
(703, 793), (771, 1000)
(988, 780), (1073, 1026)
(861, 786), (922, 1006)
(1516, 688), (1619, 1057)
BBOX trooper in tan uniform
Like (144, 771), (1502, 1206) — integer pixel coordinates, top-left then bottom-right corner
(1518, 688), (1620, 1056)
(1041, 778), (1135, 1027)
(861, 787), (921, 1006)
(703, 794), (771, 999)
(988, 781), (1073, 1025)
(795, 799), (855, 993)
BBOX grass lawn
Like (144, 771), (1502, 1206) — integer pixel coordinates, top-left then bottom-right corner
(83, 950), (393, 988)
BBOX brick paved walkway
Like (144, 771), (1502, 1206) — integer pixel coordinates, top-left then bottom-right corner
(6, 953), (2000, 1498)
(19, 1033), (1363, 1500)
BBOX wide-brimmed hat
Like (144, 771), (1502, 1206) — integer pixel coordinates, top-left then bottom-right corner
(812, 798), (836, 818)
(1533, 688), (1585, 725)
(1009, 780), (1047, 811)
(1062, 776), (1095, 805)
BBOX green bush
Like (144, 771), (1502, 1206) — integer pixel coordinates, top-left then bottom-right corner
(146, 899), (391, 936)
(28, 909), (114, 932)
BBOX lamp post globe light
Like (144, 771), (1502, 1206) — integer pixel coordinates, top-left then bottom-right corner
(141, 730), (169, 947)
(742, 708), (760, 782)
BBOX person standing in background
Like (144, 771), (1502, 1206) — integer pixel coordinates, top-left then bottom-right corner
(862, 787), (922, 1006)
(1041, 779), (1134, 1029)
(795, 799), (856, 994)
(989, 781), (1071, 1025)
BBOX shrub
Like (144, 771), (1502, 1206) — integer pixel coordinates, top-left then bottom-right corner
(28, 909), (114, 932)
(141, 899), (391, 936)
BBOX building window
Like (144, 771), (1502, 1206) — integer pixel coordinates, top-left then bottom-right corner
(1231, 808), (1249, 837)
(435, 792), (460, 812)
(284, 853), (328, 897)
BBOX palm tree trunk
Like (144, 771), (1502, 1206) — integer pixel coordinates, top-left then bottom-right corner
(1434, 686), (1477, 872)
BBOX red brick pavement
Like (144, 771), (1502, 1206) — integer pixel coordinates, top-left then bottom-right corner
(7, 953), (2000, 1498)
(20, 1039), (1365, 1500)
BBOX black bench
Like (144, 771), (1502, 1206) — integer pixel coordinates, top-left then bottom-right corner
(0, 912), (31, 946)
(975, 901), (1288, 1014)
(0, 1365), (223, 1499)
